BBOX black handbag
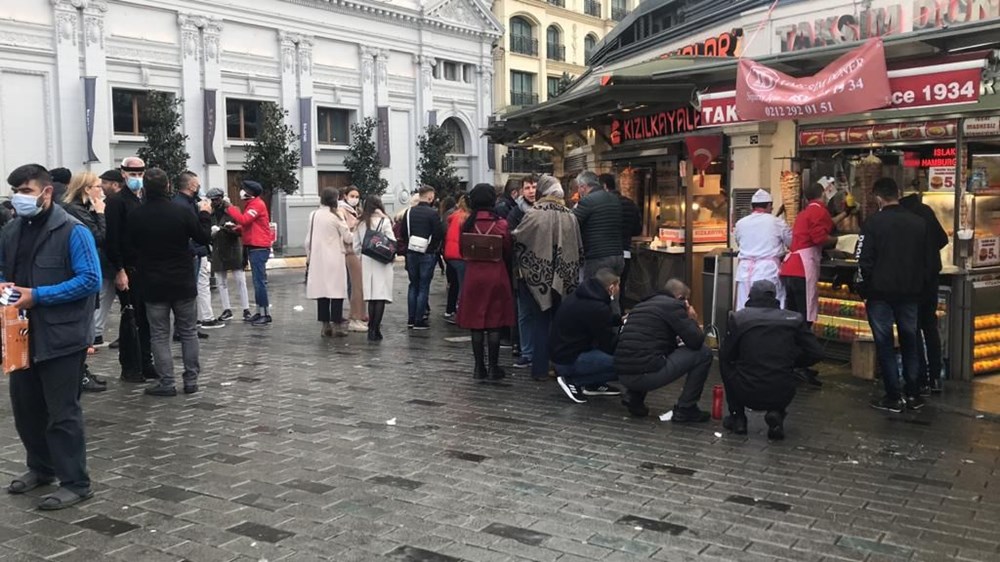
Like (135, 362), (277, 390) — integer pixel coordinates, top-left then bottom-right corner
(118, 299), (144, 381)
(361, 218), (397, 264)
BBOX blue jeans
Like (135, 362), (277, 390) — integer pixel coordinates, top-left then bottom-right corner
(554, 349), (617, 387)
(866, 299), (920, 401)
(517, 282), (537, 360)
(247, 248), (270, 309)
(406, 252), (437, 324)
(520, 292), (554, 379)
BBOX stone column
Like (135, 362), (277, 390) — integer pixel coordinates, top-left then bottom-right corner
(82, 0), (108, 166)
(51, 0), (84, 167)
(359, 46), (377, 119)
(475, 64), (493, 185)
(375, 48), (390, 108)
(178, 14), (204, 182)
(298, 36), (317, 197)
(202, 17), (225, 191)
(414, 55), (435, 129)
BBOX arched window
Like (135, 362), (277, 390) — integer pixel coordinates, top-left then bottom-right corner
(584, 34), (598, 59)
(546, 26), (564, 61)
(441, 118), (466, 154)
(510, 17), (536, 56)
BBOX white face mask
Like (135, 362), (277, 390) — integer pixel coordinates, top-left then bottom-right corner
(347, 196), (360, 207)
(239, 189), (249, 200)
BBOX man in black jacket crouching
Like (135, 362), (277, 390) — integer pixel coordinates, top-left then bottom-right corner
(614, 278), (713, 422)
(721, 280), (824, 440)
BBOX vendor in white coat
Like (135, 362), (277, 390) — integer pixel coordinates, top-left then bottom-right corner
(734, 189), (792, 310)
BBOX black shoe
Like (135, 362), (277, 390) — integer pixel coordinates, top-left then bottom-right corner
(512, 357), (532, 369)
(930, 379), (943, 394)
(442, 312), (456, 325)
(512, 344), (521, 357)
(473, 364), (487, 380)
(219, 309), (234, 322)
(245, 312), (261, 323)
(144, 385), (177, 397)
(243, 309), (253, 321)
(583, 384), (622, 396)
(723, 414), (748, 435)
(119, 372), (145, 383)
(173, 333), (181, 343)
(142, 366), (159, 380)
(108, 338), (120, 349)
(183, 384), (199, 395)
(200, 319), (225, 329)
(412, 323), (430, 330)
(905, 395), (926, 411)
(765, 410), (785, 440)
(251, 315), (272, 327)
(556, 376), (587, 403)
(488, 366), (506, 381)
(870, 396), (905, 413)
(918, 385), (931, 397)
(622, 390), (649, 418)
(92, 336), (107, 347)
(197, 331), (209, 339)
(671, 406), (711, 424)
(81, 375), (107, 393)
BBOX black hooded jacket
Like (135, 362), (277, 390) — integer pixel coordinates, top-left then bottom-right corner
(899, 193), (948, 285)
(721, 288), (823, 406)
(549, 278), (619, 364)
(614, 291), (705, 376)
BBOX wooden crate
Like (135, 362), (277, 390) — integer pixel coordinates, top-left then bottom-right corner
(851, 336), (877, 380)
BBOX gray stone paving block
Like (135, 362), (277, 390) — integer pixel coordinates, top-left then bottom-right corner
(480, 522), (551, 547)
(836, 536), (914, 558)
(226, 521), (295, 544)
(4, 534), (75, 559)
(385, 545), (464, 562)
(586, 533), (660, 557)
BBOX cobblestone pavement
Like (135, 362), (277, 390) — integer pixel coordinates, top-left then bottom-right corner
(2, 267), (1000, 562)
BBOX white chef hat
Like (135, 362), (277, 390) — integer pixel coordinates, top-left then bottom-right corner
(751, 189), (773, 204)
(817, 176), (836, 189)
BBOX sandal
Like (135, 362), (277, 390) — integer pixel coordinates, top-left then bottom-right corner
(7, 472), (55, 495)
(37, 487), (93, 510)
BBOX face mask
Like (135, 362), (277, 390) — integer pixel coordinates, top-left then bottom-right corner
(11, 193), (43, 218)
(126, 177), (143, 191)
(240, 189), (250, 200)
(347, 197), (360, 207)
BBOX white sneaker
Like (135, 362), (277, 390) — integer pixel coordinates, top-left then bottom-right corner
(349, 319), (368, 332)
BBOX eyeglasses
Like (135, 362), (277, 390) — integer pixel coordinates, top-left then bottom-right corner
(90, 184), (103, 189)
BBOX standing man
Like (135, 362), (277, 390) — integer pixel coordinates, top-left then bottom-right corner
(128, 168), (212, 396)
(106, 155), (155, 381)
(401, 185), (443, 330)
(574, 171), (624, 278)
(509, 176), (537, 368)
(858, 178), (927, 412)
(206, 188), (251, 321)
(93, 170), (123, 346)
(227, 180), (272, 326)
(173, 171), (221, 330)
(601, 173), (642, 305)
(1, 164), (100, 510)
(900, 183), (949, 394)
(734, 189), (792, 310)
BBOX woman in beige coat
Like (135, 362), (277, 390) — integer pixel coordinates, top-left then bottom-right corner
(354, 195), (395, 342)
(305, 188), (352, 337)
(338, 186), (367, 332)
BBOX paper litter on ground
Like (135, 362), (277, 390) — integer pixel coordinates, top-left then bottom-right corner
(658, 411), (673, 421)
(292, 305), (304, 311)
(386, 418), (397, 426)
(444, 336), (472, 342)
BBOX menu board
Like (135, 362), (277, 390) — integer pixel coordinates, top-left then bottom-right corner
(927, 167), (956, 191)
(799, 120), (957, 148)
(974, 236), (1000, 268)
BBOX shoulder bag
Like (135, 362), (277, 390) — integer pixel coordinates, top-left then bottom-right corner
(406, 209), (431, 254)
(460, 221), (503, 262)
(361, 218), (397, 264)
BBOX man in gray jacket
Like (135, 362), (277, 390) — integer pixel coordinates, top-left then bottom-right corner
(575, 171), (624, 279)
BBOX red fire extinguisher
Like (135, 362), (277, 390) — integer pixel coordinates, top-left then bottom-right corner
(712, 384), (724, 420)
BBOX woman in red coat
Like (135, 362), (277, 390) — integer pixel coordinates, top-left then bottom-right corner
(457, 184), (515, 380)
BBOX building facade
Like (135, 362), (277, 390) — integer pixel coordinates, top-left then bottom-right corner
(490, 0), (638, 183)
(0, 0), (501, 251)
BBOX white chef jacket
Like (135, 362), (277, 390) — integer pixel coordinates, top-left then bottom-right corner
(734, 210), (792, 310)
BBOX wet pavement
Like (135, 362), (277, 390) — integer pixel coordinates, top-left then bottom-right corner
(1, 267), (999, 562)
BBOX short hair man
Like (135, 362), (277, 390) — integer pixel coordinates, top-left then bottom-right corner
(734, 189), (792, 311)
(99, 169), (123, 195)
(575, 170), (624, 279)
(1, 163), (101, 509)
(858, 177), (928, 413)
(128, 168), (212, 396)
(614, 278), (713, 422)
(173, 171), (218, 330)
(721, 280), (823, 439)
(600, 172), (643, 305)
(402, 185), (444, 329)
(550, 268), (623, 403)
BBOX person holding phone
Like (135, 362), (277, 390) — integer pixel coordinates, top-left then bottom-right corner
(1, 163), (101, 510)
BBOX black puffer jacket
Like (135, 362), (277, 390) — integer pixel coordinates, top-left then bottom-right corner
(549, 278), (619, 364)
(614, 292), (705, 376)
(62, 201), (113, 279)
(575, 189), (623, 260)
(855, 204), (926, 302)
(900, 194), (948, 285)
(616, 191), (642, 250)
(721, 288), (823, 407)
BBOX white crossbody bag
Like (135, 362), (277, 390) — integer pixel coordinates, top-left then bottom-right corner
(406, 208), (431, 254)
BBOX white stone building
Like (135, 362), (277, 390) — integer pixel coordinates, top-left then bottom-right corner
(0, 0), (501, 251)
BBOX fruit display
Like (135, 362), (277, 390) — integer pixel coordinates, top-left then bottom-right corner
(817, 281), (853, 300)
(819, 298), (866, 320)
(974, 314), (1000, 375)
(781, 170), (801, 227)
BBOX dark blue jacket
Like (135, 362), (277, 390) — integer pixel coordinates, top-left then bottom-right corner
(173, 192), (210, 257)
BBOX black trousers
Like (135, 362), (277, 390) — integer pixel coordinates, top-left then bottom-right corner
(317, 298), (344, 323)
(721, 367), (794, 415)
(782, 276), (808, 319)
(445, 262), (460, 314)
(118, 266), (153, 370)
(9, 350), (90, 493)
(916, 281), (943, 385)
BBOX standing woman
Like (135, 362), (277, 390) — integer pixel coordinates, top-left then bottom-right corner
(339, 186), (367, 332)
(456, 184), (514, 380)
(442, 194), (469, 323)
(355, 195), (396, 342)
(305, 188), (352, 337)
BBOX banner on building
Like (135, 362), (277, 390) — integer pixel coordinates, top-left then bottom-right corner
(735, 38), (891, 121)
(83, 77), (98, 162)
(377, 106), (391, 168)
(204, 89), (218, 165)
(299, 97), (313, 167)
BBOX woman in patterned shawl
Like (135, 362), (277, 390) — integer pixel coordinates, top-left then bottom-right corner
(512, 175), (583, 381)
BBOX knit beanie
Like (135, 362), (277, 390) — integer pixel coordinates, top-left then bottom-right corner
(537, 175), (564, 198)
(468, 183), (496, 210)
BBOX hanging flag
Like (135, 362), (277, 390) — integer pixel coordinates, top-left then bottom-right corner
(299, 97), (313, 167)
(377, 106), (391, 168)
(735, 38), (891, 121)
(204, 89), (218, 165)
(83, 77), (98, 162)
